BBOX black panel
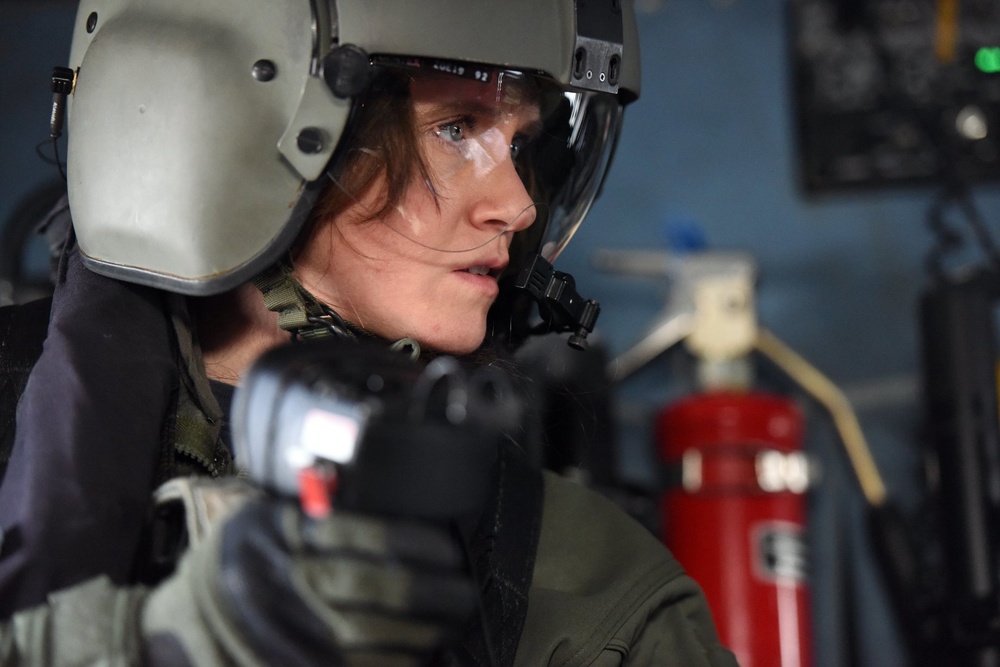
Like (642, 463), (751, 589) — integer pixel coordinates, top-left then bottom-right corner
(789, 0), (1000, 193)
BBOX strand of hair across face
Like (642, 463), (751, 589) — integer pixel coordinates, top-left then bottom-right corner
(324, 166), (542, 255)
(380, 202), (540, 254)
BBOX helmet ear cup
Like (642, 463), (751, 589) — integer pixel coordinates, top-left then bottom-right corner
(323, 45), (371, 99)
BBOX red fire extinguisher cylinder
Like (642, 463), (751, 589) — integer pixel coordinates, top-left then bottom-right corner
(658, 390), (812, 667)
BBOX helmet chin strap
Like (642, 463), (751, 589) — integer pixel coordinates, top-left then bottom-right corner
(251, 260), (422, 359)
(251, 261), (356, 342)
(513, 253), (600, 351)
(252, 253), (597, 356)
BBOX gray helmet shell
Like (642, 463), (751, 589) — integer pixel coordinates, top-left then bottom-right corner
(66, 0), (641, 294)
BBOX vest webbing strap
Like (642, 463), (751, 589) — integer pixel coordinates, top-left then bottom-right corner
(251, 262), (349, 341)
(166, 293), (234, 480)
(252, 262), (422, 360)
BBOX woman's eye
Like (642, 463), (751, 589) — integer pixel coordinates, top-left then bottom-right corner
(437, 122), (466, 144)
(510, 136), (525, 161)
(511, 132), (536, 161)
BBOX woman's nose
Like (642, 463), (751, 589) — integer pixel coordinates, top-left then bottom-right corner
(467, 151), (536, 234)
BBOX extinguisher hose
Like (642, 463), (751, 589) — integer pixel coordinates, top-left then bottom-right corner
(754, 330), (941, 658)
(754, 328), (888, 507)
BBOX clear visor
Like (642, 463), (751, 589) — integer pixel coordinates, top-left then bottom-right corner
(327, 59), (623, 270)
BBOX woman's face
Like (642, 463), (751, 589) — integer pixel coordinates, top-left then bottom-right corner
(297, 71), (541, 354)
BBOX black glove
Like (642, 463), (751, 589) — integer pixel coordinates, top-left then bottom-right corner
(216, 499), (476, 666)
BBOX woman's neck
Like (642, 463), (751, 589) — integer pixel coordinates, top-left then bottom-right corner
(193, 283), (287, 385)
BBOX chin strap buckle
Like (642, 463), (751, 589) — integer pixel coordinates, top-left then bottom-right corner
(514, 253), (601, 350)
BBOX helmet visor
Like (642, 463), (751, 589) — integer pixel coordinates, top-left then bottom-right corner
(513, 78), (624, 264)
(325, 59), (623, 271)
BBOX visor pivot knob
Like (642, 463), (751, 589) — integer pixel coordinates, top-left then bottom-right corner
(252, 60), (277, 82)
(322, 45), (371, 99)
(296, 127), (326, 155)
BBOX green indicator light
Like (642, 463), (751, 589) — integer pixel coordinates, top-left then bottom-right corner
(976, 47), (1000, 74)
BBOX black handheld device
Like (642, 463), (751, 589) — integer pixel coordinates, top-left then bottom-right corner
(232, 337), (519, 522)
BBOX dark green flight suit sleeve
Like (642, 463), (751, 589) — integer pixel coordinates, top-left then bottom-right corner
(0, 473), (738, 666)
(515, 472), (739, 666)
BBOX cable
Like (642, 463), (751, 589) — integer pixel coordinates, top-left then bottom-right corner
(925, 185), (1000, 279)
(925, 190), (963, 280)
(51, 138), (66, 182)
(754, 328), (888, 508)
(33, 139), (64, 170)
(955, 187), (1000, 270)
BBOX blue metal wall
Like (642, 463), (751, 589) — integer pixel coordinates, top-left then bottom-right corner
(1, 3), (73, 219)
(563, 2), (999, 664)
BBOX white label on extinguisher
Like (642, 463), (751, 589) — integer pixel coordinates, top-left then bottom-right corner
(753, 522), (807, 583)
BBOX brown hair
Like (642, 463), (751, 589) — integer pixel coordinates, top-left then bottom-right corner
(308, 70), (433, 227)
(307, 67), (544, 226)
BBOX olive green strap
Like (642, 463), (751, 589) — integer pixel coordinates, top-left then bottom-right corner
(251, 262), (353, 341)
(165, 294), (234, 480)
(250, 261), (433, 359)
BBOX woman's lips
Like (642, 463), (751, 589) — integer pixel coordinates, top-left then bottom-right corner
(452, 266), (501, 296)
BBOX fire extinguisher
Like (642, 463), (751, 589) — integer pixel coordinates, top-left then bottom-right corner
(658, 389), (811, 667)
(598, 247), (885, 667)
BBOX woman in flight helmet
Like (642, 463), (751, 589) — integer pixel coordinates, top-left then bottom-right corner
(0, 1), (736, 664)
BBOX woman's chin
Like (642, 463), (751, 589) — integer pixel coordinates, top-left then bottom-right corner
(415, 324), (487, 357)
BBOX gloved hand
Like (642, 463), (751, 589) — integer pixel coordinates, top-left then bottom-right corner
(141, 498), (478, 666)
